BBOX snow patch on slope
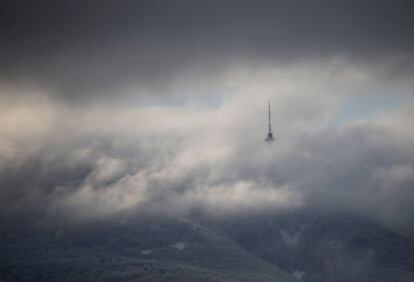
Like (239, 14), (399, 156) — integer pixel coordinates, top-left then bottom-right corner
(140, 249), (153, 255)
(171, 242), (188, 251)
(293, 270), (305, 280)
(280, 224), (307, 247)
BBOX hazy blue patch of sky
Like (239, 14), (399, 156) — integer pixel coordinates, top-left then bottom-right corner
(330, 94), (403, 126)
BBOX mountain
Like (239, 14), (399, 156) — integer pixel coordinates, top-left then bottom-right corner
(1, 211), (414, 281)
(0, 216), (295, 282)
(204, 211), (414, 282)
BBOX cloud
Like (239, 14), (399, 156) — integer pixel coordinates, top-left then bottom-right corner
(1, 62), (414, 238)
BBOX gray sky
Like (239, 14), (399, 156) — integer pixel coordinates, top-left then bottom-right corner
(1, 0), (414, 236)
(1, 0), (414, 101)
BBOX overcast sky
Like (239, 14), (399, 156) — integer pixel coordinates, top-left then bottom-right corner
(1, 0), (414, 236)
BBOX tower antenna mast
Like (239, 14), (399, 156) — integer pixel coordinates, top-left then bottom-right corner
(265, 99), (275, 143)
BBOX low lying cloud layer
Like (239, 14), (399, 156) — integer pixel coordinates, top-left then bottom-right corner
(1, 1), (414, 240)
(1, 62), (414, 237)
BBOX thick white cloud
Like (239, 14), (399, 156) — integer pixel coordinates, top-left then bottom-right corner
(0, 61), (414, 236)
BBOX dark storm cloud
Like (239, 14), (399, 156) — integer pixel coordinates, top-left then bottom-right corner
(1, 0), (414, 101)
